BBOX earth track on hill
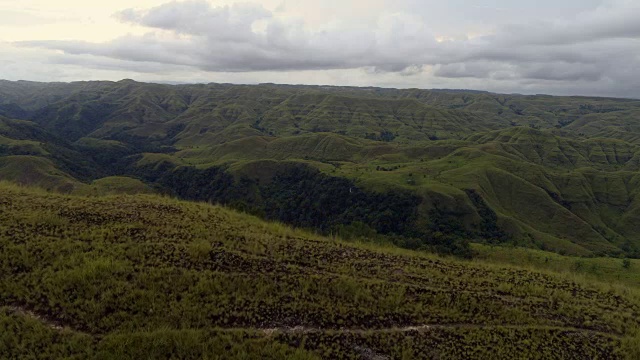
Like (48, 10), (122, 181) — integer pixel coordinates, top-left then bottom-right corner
(4, 304), (620, 340)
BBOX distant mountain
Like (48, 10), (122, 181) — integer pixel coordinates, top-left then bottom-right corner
(3, 79), (640, 257)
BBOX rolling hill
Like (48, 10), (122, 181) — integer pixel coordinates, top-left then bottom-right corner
(2, 80), (640, 258)
(2, 182), (640, 359)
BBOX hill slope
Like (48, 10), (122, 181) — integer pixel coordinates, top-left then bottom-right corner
(2, 183), (640, 359)
(3, 80), (640, 258)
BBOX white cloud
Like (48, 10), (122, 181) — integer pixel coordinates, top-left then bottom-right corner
(4, 0), (640, 97)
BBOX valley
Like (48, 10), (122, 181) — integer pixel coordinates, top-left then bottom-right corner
(2, 80), (640, 257)
(3, 80), (640, 358)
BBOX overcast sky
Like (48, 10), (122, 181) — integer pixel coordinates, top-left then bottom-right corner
(1, 0), (639, 97)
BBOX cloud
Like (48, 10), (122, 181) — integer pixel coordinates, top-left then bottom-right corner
(12, 0), (640, 97)
(17, 1), (440, 73)
(115, 1), (272, 41)
(493, 5), (640, 47)
(435, 60), (604, 82)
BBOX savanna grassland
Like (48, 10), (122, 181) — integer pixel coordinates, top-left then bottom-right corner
(4, 80), (640, 358)
(2, 182), (640, 359)
(3, 80), (640, 257)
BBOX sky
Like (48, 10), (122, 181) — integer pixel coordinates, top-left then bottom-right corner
(1, 0), (639, 98)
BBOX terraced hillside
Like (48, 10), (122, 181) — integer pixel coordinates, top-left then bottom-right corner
(2, 80), (640, 257)
(2, 183), (640, 359)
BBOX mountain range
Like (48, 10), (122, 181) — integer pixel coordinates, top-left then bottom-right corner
(3, 79), (640, 258)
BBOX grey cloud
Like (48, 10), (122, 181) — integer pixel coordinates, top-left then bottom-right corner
(433, 62), (506, 79)
(15, 0), (640, 97)
(20, 3), (434, 73)
(47, 53), (193, 74)
(436, 61), (603, 82)
(115, 1), (271, 42)
(495, 5), (640, 47)
(519, 62), (603, 82)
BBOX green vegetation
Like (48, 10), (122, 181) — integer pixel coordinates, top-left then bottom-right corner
(0, 308), (319, 360)
(2, 182), (640, 358)
(6, 80), (640, 356)
(4, 80), (640, 258)
(154, 163), (477, 256)
(473, 244), (640, 289)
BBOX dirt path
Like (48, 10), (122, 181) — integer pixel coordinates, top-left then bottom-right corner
(4, 305), (619, 340)
(4, 305), (65, 331)
(259, 324), (619, 338)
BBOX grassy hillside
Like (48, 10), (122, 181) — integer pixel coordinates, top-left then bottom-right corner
(3, 80), (640, 258)
(473, 244), (640, 289)
(2, 182), (640, 359)
(0, 156), (86, 193)
(3, 80), (640, 146)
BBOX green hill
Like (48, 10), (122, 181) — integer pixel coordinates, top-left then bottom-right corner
(3, 183), (640, 359)
(3, 80), (640, 258)
(0, 156), (86, 193)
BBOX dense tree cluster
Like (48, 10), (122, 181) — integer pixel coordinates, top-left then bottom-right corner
(152, 163), (477, 257)
(465, 189), (511, 245)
